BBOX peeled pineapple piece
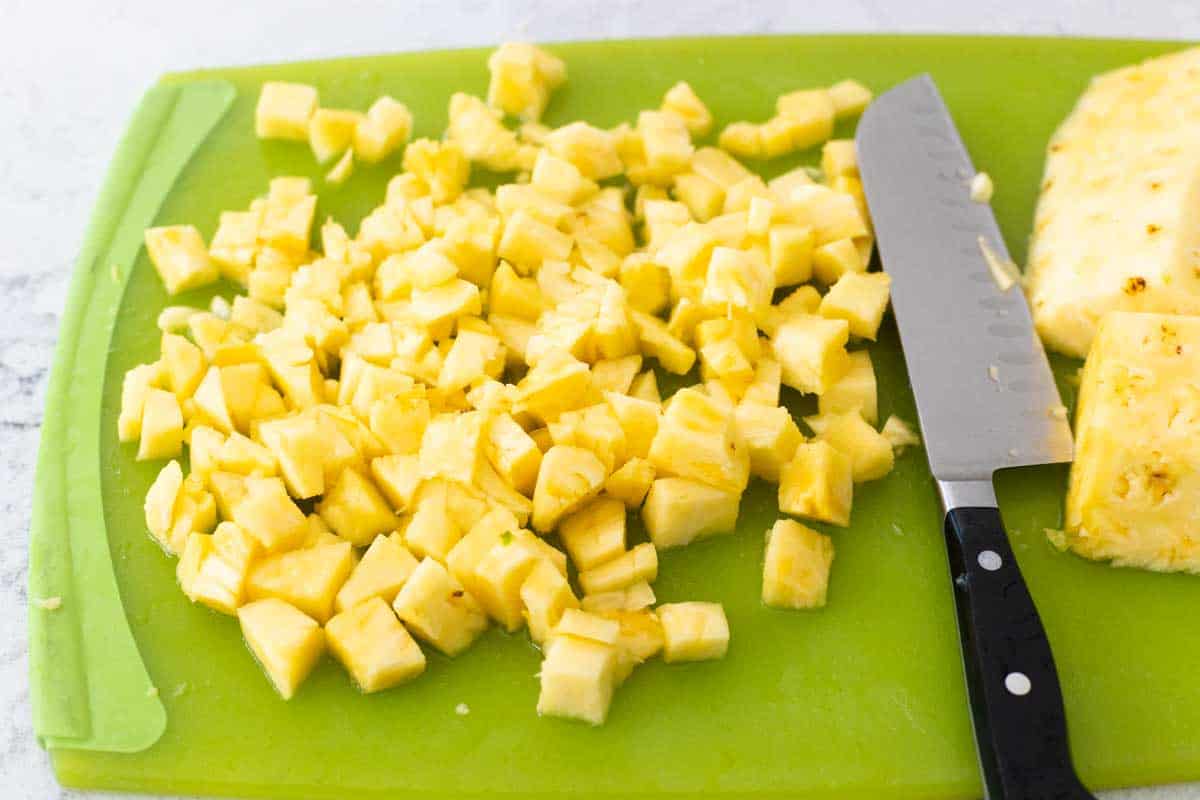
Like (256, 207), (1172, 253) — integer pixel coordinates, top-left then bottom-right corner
(246, 540), (356, 623)
(558, 497), (627, 571)
(779, 441), (853, 527)
(642, 477), (740, 549)
(531, 445), (608, 533)
(238, 598), (325, 699)
(762, 519), (834, 609)
(658, 601), (729, 662)
(536, 633), (617, 725)
(256, 82), (319, 141)
(520, 559), (579, 644)
(326, 597), (426, 693)
(335, 532), (419, 614)
(393, 557), (488, 656)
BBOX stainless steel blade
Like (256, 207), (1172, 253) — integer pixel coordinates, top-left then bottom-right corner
(855, 75), (1072, 482)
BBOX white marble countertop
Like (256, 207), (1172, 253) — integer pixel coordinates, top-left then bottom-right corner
(2, 1), (1198, 798)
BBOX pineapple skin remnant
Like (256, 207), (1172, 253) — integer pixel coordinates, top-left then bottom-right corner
(1064, 311), (1200, 573)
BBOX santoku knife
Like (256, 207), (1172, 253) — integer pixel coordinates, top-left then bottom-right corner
(855, 75), (1094, 800)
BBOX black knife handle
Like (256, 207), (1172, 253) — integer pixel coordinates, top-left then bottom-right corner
(943, 506), (1095, 800)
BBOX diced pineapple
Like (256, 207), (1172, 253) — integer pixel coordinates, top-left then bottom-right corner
(881, 415), (922, 453)
(638, 110), (694, 180)
(536, 633), (617, 725)
(734, 403), (803, 482)
(779, 441), (853, 527)
(144, 460), (183, 546)
(326, 596), (426, 693)
(393, 557), (489, 656)
(144, 225), (219, 296)
(138, 387), (184, 460)
(775, 89), (835, 150)
(256, 82), (319, 141)
(335, 532), (419, 613)
(246, 540), (355, 623)
(532, 150), (598, 205)
(487, 42), (566, 121)
(619, 254), (671, 315)
(719, 122), (765, 160)
(701, 246), (775, 318)
(578, 542), (657, 595)
(544, 121), (623, 180)
(630, 310), (696, 375)
(517, 350), (597, 424)
(178, 521), (260, 615)
(369, 453), (422, 511)
(762, 518), (834, 609)
(828, 79), (873, 118)
(558, 497), (627, 571)
(821, 139), (858, 180)
(769, 224), (816, 287)
(581, 581), (656, 612)
(812, 238), (867, 285)
(555, 608), (621, 645)
(642, 477), (740, 549)
(661, 81), (712, 136)
(498, 210), (574, 274)
(354, 96), (414, 164)
(604, 392), (660, 460)
(403, 481), (467, 562)
(627, 369), (661, 404)
(604, 457), (655, 508)
(238, 598), (325, 699)
(816, 412), (894, 482)
(740, 357), (782, 407)
(598, 608), (664, 684)
(658, 601), (729, 662)
(402, 138), (469, 204)
(309, 108), (364, 164)
(261, 177), (317, 255)
(232, 476), (309, 553)
(672, 173), (724, 222)
(419, 411), (485, 486)
(531, 445), (608, 532)
(819, 350), (878, 424)
(483, 413), (542, 495)
(647, 387), (749, 494)
(771, 315), (850, 396)
(119, 362), (163, 442)
(160, 333), (206, 401)
(520, 558), (579, 644)
(316, 469), (397, 546)
(472, 535), (547, 631)
(591, 355), (643, 395)
(819, 272), (891, 340)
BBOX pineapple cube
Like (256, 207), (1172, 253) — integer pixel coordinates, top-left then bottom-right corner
(177, 521), (261, 615)
(604, 457), (656, 508)
(628, 370), (661, 404)
(489, 314), (537, 365)
(647, 387), (749, 494)
(661, 81), (713, 136)
(578, 543), (657, 595)
(445, 507), (521, 587)
(486, 42), (566, 121)
(438, 330), (505, 392)
(619, 254), (671, 315)
(409, 279), (483, 339)
(218, 432), (277, 477)
(309, 108), (364, 163)
(819, 350), (878, 424)
(536, 633), (617, 725)
(819, 272), (891, 340)
(741, 357), (783, 407)
(812, 238), (867, 285)
(582, 582), (656, 612)
(630, 310), (696, 375)
(255, 81), (319, 141)
(232, 476), (309, 553)
(402, 138), (470, 204)
(691, 147), (754, 189)
(498, 210), (574, 273)
(592, 355), (643, 395)
(774, 89), (835, 150)
(769, 224), (816, 287)
(734, 403), (804, 482)
(237, 598), (324, 699)
(719, 122), (765, 160)
(558, 497), (627, 571)
(473, 535), (545, 630)
(1064, 312), (1200, 572)
(161, 333), (206, 400)
(354, 96), (414, 164)
(723, 176), (770, 215)
(657, 222), (716, 302)
(419, 411), (485, 485)
(476, 461), (536, 525)
(119, 362), (163, 442)
(771, 315), (850, 395)
(520, 559), (579, 644)
(702, 246), (775, 318)
(544, 121), (623, 181)
(746, 196), (776, 237)
(555, 608), (621, 645)
(531, 150), (598, 205)
(261, 177), (317, 254)
(881, 415), (922, 453)
(144, 460), (183, 546)
(762, 519), (834, 609)
(137, 388), (184, 460)
(316, 468), (397, 546)
(784, 185), (868, 244)
(817, 412), (895, 482)
(551, 404), (627, 473)
(673, 173), (724, 222)
(821, 139), (858, 180)
(658, 601), (729, 662)
(517, 351), (597, 424)
(779, 441), (853, 527)
(638, 110), (694, 179)
(605, 392), (661, 460)
(207, 470), (248, 520)
(484, 413), (543, 495)
(642, 477), (740, 549)
(246, 540), (356, 623)
(532, 445), (608, 532)
(759, 115), (803, 159)
(404, 481), (466, 562)
(326, 597), (426, 693)
(393, 557), (489, 656)
(335, 532), (419, 613)
(828, 79), (873, 118)
(370, 453), (422, 511)
(699, 337), (753, 386)
(599, 608), (664, 684)
(144, 225), (219, 295)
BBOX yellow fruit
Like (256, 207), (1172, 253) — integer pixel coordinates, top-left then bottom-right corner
(532, 445), (608, 533)
(591, 355), (643, 395)
(734, 403), (803, 482)
(246, 540), (356, 623)
(536, 633), (617, 725)
(630, 310), (696, 375)
(581, 582), (656, 613)
(881, 415), (922, 453)
(719, 122), (765, 159)
(544, 121), (623, 180)
(472, 535), (546, 631)
(335, 532), (419, 613)
(232, 476), (309, 553)
(769, 224), (816, 287)
(598, 608), (664, 684)
(326, 596), (426, 693)
(819, 271), (891, 340)
(771, 315), (850, 396)
(137, 387), (184, 461)
(641, 477), (740, 549)
(402, 138), (470, 204)
(558, 497), (627, 571)
(779, 441), (853, 527)
(178, 521), (261, 615)
(603, 457), (656, 508)
(309, 108), (364, 164)
(393, 557), (489, 657)
(828, 79), (873, 117)
(774, 89), (835, 149)
(255, 81), (318, 141)
(238, 598), (325, 699)
(701, 246), (775, 318)
(672, 172), (725, 222)
(577, 542), (657, 595)
(762, 519), (834, 609)
(144, 460), (183, 548)
(815, 412), (894, 482)
(657, 602), (729, 662)
(354, 96), (413, 164)
(819, 350), (877, 424)
(520, 559), (579, 644)
(486, 42), (566, 121)
(821, 139), (858, 180)
(316, 468), (398, 546)
(661, 81), (712, 136)
(647, 387), (749, 494)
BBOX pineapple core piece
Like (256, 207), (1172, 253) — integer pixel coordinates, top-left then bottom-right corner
(1064, 311), (1200, 573)
(326, 597), (426, 693)
(238, 598), (325, 700)
(762, 519), (835, 609)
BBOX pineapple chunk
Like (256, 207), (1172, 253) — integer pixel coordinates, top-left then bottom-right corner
(578, 542), (657, 595)
(498, 210), (574, 274)
(418, 411), (485, 486)
(673, 173), (725, 222)
(246, 540), (356, 623)
(769, 224), (816, 287)
(137, 387), (184, 461)
(620, 254), (671, 315)
(354, 96), (413, 164)
(775, 89), (835, 150)
(819, 350), (878, 424)
(647, 388), (749, 494)
(517, 351), (597, 424)
(393, 557), (489, 656)
(487, 42), (566, 121)
(816, 412), (894, 482)
(662, 81), (713, 136)
(317, 469), (398, 546)
(779, 441), (853, 527)
(604, 392), (660, 460)
(370, 454), (422, 511)
(604, 457), (656, 508)
(238, 598), (325, 699)
(255, 82), (319, 141)
(734, 403), (803, 482)
(638, 110), (694, 180)
(741, 357), (783, 407)
(691, 147), (753, 189)
(161, 333), (206, 400)
(881, 415), (922, 453)
(581, 581), (656, 612)
(473, 535), (545, 631)
(555, 608), (621, 645)
(558, 497), (627, 571)
(828, 79), (873, 118)
(144, 459), (183, 546)
(592, 355), (643, 395)
(719, 122), (765, 160)
(536, 633), (617, 725)
(520, 559), (579, 644)
(771, 315), (850, 395)
(335, 532), (419, 613)
(309, 108), (364, 164)
(821, 139), (858, 180)
(762, 519), (834, 609)
(628, 369), (661, 404)
(532, 445), (608, 532)
(403, 138), (470, 204)
(119, 362), (163, 442)
(177, 521), (261, 615)
(232, 476), (309, 553)
(1064, 311), (1200, 572)
(598, 608), (664, 684)
(658, 601), (729, 662)
(702, 246), (775, 318)
(819, 271), (891, 340)
(484, 413), (543, 495)
(326, 596), (426, 693)
(144, 225), (219, 296)
(642, 477), (740, 549)
(812, 238), (867, 285)
(544, 121), (623, 180)
(532, 150), (598, 205)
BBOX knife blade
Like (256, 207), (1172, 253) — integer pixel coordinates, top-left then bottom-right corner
(856, 75), (1095, 800)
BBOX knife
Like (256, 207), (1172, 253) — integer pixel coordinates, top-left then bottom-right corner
(855, 75), (1094, 800)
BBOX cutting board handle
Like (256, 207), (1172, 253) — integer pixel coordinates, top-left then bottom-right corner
(943, 505), (1096, 800)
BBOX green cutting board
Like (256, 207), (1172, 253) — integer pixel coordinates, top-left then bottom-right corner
(31, 35), (1200, 800)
